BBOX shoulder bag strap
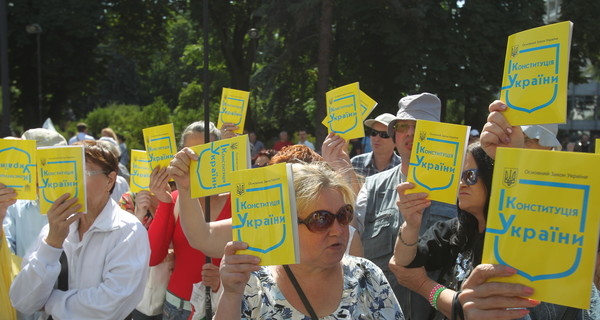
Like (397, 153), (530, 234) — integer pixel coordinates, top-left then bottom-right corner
(283, 265), (319, 320)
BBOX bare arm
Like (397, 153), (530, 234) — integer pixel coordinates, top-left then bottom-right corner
(321, 132), (361, 194)
(214, 241), (261, 320)
(168, 148), (232, 258)
(392, 182), (431, 266)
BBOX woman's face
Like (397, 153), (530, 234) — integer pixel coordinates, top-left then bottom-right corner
(458, 153), (487, 220)
(85, 160), (115, 210)
(298, 188), (349, 267)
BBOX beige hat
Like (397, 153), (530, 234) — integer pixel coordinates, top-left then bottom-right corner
(364, 113), (396, 129)
(21, 128), (67, 147)
(388, 93), (441, 136)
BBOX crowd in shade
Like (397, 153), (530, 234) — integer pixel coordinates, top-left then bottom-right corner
(1, 92), (599, 320)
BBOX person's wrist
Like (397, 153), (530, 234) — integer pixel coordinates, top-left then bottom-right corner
(44, 236), (63, 249)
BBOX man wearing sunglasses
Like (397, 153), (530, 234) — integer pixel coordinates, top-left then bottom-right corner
(350, 113), (401, 178)
(354, 93), (457, 320)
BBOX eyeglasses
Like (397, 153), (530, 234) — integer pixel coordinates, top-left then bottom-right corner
(86, 170), (108, 177)
(369, 129), (390, 139)
(297, 204), (354, 233)
(393, 122), (416, 133)
(461, 169), (479, 186)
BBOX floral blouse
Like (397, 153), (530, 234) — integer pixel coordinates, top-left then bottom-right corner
(241, 255), (404, 319)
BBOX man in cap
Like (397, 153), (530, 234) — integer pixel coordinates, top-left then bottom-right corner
(68, 122), (95, 145)
(355, 93), (456, 319)
(2, 128), (68, 320)
(351, 113), (401, 178)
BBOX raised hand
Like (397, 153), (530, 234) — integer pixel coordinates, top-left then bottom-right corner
(480, 100), (525, 159)
(149, 166), (172, 204)
(167, 147), (197, 191)
(45, 193), (83, 248)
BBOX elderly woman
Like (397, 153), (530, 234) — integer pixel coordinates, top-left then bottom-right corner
(9, 141), (150, 319)
(214, 162), (403, 319)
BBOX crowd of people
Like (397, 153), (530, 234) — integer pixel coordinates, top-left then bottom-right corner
(1, 93), (600, 320)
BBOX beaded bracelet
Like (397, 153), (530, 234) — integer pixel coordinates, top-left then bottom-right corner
(433, 286), (446, 310)
(398, 226), (418, 246)
(428, 284), (446, 310)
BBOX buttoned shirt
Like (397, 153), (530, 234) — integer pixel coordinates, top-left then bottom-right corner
(351, 151), (401, 178)
(3, 200), (48, 257)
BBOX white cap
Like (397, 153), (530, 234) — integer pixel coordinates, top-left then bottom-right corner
(522, 124), (561, 150)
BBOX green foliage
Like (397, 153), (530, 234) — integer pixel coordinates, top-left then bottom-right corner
(83, 99), (171, 150)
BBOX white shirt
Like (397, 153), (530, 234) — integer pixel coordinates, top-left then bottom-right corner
(10, 199), (150, 320)
(297, 140), (315, 150)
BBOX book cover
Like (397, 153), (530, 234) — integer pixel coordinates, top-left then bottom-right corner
(500, 21), (573, 125)
(360, 90), (378, 119)
(37, 145), (87, 214)
(406, 120), (470, 204)
(482, 148), (600, 309)
(230, 163), (299, 266)
(189, 135), (251, 198)
(143, 123), (177, 170)
(323, 82), (364, 140)
(0, 139), (37, 200)
(217, 88), (250, 134)
(130, 150), (152, 193)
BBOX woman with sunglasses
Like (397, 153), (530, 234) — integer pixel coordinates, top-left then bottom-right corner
(389, 142), (524, 319)
(215, 162), (403, 319)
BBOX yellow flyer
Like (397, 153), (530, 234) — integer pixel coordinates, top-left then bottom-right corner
(0, 139), (37, 200)
(189, 135), (250, 198)
(217, 88), (249, 134)
(406, 120), (470, 204)
(323, 82), (363, 140)
(143, 123), (177, 170)
(500, 21), (573, 125)
(37, 145), (86, 214)
(359, 90), (377, 119)
(129, 150), (152, 193)
(231, 163), (299, 266)
(482, 148), (600, 309)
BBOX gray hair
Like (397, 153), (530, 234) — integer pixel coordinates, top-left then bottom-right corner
(180, 121), (220, 148)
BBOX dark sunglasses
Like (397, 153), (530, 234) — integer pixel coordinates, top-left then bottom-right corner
(461, 169), (479, 186)
(369, 129), (390, 139)
(297, 204), (354, 233)
(393, 122), (416, 133)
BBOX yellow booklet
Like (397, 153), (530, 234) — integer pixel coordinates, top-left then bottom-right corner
(143, 123), (177, 170)
(360, 90), (377, 119)
(230, 163), (299, 266)
(323, 82), (364, 140)
(217, 88), (250, 134)
(189, 135), (251, 198)
(130, 150), (152, 193)
(482, 148), (600, 309)
(0, 139), (37, 200)
(406, 120), (470, 204)
(38, 145), (86, 214)
(500, 21), (573, 125)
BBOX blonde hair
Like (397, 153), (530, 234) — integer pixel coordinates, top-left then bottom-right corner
(101, 128), (118, 141)
(292, 162), (355, 217)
